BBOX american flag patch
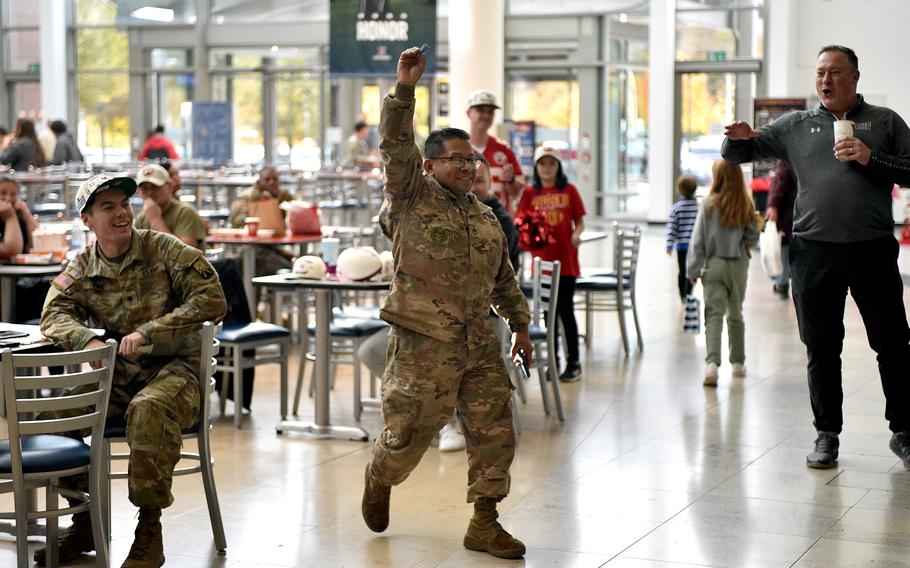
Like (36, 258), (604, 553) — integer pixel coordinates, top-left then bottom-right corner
(52, 272), (75, 291)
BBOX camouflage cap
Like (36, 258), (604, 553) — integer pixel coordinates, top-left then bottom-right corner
(76, 174), (137, 213)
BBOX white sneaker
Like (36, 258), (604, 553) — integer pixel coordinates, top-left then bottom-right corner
(438, 423), (466, 452)
(703, 362), (719, 386)
(732, 363), (747, 377)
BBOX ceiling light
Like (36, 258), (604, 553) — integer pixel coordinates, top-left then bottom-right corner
(130, 7), (175, 22)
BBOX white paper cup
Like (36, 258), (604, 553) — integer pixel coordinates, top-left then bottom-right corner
(834, 120), (854, 140)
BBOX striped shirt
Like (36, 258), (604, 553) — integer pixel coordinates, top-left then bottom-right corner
(666, 198), (699, 251)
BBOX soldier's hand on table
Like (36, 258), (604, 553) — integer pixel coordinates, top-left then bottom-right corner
(833, 136), (871, 165)
(397, 46), (427, 87)
(723, 121), (761, 140)
(511, 331), (533, 365)
(119, 331), (146, 360)
(84, 338), (107, 369)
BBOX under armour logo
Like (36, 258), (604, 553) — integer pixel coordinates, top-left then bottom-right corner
(810, 127), (821, 133)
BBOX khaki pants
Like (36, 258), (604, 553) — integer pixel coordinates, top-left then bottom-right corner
(702, 256), (749, 366)
(369, 325), (515, 502)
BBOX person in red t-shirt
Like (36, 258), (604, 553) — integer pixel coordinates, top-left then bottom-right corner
(139, 124), (179, 161)
(515, 144), (586, 382)
(466, 90), (525, 216)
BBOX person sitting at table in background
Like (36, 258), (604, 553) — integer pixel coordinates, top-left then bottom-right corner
(343, 121), (378, 168)
(37, 173), (227, 567)
(138, 124), (179, 161)
(0, 118), (47, 172)
(514, 143), (587, 382)
(50, 120), (84, 165)
(362, 46), (532, 560)
(0, 175), (37, 256)
(133, 164), (207, 251)
(229, 166), (295, 277)
(357, 152), (522, 453)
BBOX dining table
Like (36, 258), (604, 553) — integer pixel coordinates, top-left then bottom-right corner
(251, 273), (390, 441)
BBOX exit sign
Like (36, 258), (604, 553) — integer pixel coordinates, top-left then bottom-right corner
(26, 62), (40, 73)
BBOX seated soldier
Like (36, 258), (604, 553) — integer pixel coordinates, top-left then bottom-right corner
(228, 166), (294, 277)
(133, 164), (207, 250)
(37, 174), (226, 567)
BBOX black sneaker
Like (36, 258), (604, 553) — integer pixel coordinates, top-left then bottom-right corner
(806, 432), (839, 469)
(889, 431), (910, 470)
(558, 363), (582, 383)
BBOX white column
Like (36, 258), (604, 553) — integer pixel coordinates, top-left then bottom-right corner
(767, 0), (798, 97)
(39, 0), (68, 122)
(647, 0), (676, 222)
(447, 0), (505, 132)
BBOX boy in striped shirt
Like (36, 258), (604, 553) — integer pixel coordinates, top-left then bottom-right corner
(666, 176), (699, 302)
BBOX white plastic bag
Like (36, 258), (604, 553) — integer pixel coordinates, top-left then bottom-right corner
(760, 219), (783, 278)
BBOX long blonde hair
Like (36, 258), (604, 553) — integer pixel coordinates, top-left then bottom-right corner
(705, 159), (754, 228)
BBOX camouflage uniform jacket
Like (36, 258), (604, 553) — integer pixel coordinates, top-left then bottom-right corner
(229, 184), (294, 227)
(378, 84), (530, 347)
(41, 229), (227, 384)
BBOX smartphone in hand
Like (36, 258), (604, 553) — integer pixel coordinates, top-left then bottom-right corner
(514, 349), (530, 379)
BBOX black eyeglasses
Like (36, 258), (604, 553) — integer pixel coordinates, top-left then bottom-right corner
(433, 156), (482, 169)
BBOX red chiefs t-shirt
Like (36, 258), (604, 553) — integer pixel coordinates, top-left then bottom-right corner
(515, 183), (586, 277)
(474, 136), (523, 215)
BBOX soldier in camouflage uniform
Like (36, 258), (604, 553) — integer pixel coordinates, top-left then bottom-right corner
(229, 166), (294, 279)
(36, 174), (227, 568)
(361, 47), (532, 560)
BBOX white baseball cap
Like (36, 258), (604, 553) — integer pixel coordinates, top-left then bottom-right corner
(76, 174), (137, 213)
(136, 164), (171, 187)
(467, 90), (500, 109)
(534, 143), (562, 164)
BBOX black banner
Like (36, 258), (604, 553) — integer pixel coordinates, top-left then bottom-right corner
(330, 0), (437, 76)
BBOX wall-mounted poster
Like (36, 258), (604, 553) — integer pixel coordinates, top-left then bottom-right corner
(508, 121), (536, 179)
(192, 101), (232, 164)
(330, 0), (437, 76)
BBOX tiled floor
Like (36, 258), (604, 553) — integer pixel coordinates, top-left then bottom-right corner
(3, 226), (910, 567)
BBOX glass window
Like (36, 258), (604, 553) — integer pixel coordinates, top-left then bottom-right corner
(7, 1), (40, 26)
(360, 85), (381, 126)
(78, 73), (130, 163)
(11, 82), (41, 121)
(6, 30), (40, 71)
(676, 7), (764, 61)
(605, 68), (649, 213)
(275, 72), (321, 170)
(212, 74), (264, 164)
(273, 47), (322, 69)
(210, 0), (328, 23)
(76, 0), (118, 25)
(151, 49), (191, 70)
(508, 75), (580, 180)
(152, 74), (194, 158)
(77, 28), (129, 70)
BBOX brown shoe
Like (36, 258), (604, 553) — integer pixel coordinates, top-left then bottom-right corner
(34, 511), (95, 566)
(463, 497), (525, 559)
(121, 508), (165, 568)
(362, 464), (391, 533)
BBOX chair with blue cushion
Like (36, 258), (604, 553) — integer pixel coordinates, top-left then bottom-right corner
(215, 321), (291, 428)
(575, 225), (643, 355)
(528, 258), (565, 421)
(103, 322), (226, 554)
(0, 340), (117, 568)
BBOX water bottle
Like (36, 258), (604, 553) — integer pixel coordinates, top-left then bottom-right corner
(684, 294), (701, 334)
(70, 217), (85, 250)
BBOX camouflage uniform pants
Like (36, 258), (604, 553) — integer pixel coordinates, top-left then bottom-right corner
(369, 325), (515, 502)
(47, 359), (200, 510)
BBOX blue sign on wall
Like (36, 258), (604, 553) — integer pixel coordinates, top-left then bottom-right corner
(193, 102), (233, 164)
(508, 121), (536, 178)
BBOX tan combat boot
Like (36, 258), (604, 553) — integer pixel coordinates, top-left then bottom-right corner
(463, 497), (526, 559)
(362, 464), (391, 532)
(34, 511), (95, 566)
(121, 507), (165, 568)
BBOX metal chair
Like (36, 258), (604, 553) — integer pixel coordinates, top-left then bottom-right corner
(103, 323), (227, 554)
(0, 340), (117, 568)
(575, 225), (643, 355)
(528, 258), (565, 421)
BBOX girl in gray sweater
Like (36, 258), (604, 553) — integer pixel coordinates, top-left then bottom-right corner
(687, 160), (760, 386)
